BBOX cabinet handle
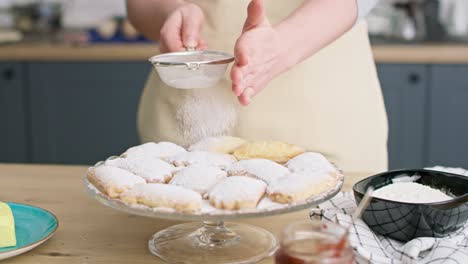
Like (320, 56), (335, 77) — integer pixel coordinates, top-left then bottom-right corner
(408, 73), (420, 84)
(3, 68), (15, 81)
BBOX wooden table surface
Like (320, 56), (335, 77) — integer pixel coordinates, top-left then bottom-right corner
(0, 163), (374, 264)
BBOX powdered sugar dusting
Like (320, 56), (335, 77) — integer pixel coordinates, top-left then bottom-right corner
(267, 172), (334, 195)
(188, 136), (246, 154)
(105, 155), (175, 183)
(169, 165), (227, 196)
(90, 165), (145, 188)
(124, 142), (186, 159)
(168, 151), (236, 169)
(286, 152), (336, 174)
(121, 183), (202, 210)
(227, 159), (289, 184)
(209, 176), (266, 205)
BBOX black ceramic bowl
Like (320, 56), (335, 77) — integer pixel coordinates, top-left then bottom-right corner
(353, 169), (468, 242)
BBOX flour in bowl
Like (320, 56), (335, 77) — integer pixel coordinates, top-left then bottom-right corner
(373, 182), (452, 203)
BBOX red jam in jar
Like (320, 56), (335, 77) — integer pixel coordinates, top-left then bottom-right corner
(275, 221), (354, 264)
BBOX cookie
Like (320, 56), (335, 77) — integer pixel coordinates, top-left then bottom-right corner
(209, 176), (266, 210)
(169, 165), (227, 198)
(227, 159), (289, 184)
(188, 136), (246, 154)
(123, 142), (186, 159)
(267, 172), (338, 204)
(87, 165), (145, 198)
(167, 151), (236, 169)
(286, 152), (336, 173)
(105, 155), (175, 183)
(120, 183), (202, 213)
(233, 141), (305, 163)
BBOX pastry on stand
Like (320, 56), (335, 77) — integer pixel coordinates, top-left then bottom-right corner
(84, 139), (343, 264)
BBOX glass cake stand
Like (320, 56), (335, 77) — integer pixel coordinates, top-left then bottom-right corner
(84, 170), (344, 264)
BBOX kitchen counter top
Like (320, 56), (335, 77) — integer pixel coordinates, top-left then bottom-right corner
(0, 163), (373, 264)
(371, 44), (468, 64)
(0, 43), (159, 61)
(2, 43), (468, 63)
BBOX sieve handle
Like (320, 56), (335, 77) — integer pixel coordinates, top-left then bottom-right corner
(185, 62), (200, 71)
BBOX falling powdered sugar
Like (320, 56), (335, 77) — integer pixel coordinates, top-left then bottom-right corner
(373, 182), (452, 203)
(175, 88), (239, 146)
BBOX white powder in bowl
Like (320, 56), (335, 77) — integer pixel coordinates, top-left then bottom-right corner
(373, 182), (452, 203)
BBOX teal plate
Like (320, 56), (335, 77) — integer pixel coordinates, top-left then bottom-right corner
(0, 203), (59, 260)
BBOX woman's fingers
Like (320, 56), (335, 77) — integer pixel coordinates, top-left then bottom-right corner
(231, 0), (279, 106)
(243, 0), (267, 32)
(232, 70), (255, 96)
(159, 3), (205, 53)
(238, 87), (255, 105)
(160, 27), (184, 52)
(238, 78), (268, 106)
(159, 11), (185, 52)
(236, 62), (272, 105)
(181, 4), (204, 49)
(231, 62), (254, 84)
(234, 38), (249, 66)
(198, 38), (208, 50)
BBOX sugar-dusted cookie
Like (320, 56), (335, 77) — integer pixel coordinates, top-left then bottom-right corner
(87, 165), (145, 198)
(286, 152), (336, 174)
(233, 141), (305, 163)
(105, 154), (175, 183)
(267, 172), (337, 204)
(120, 183), (202, 213)
(123, 142), (186, 159)
(167, 151), (236, 169)
(169, 165), (227, 198)
(209, 176), (266, 210)
(227, 159), (289, 184)
(188, 136), (246, 154)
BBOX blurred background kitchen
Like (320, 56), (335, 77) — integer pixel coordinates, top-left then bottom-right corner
(0, 0), (467, 170)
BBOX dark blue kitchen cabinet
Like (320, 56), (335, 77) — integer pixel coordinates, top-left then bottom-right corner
(0, 63), (28, 162)
(427, 65), (468, 168)
(27, 62), (150, 164)
(377, 64), (428, 170)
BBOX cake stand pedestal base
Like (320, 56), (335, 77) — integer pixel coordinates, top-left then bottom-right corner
(148, 221), (278, 264)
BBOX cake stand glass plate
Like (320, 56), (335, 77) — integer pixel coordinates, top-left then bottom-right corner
(84, 165), (344, 264)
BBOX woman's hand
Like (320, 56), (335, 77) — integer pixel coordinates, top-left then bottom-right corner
(231, 0), (283, 106)
(159, 2), (207, 53)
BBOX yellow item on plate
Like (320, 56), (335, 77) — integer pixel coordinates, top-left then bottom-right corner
(0, 202), (16, 247)
(233, 141), (305, 163)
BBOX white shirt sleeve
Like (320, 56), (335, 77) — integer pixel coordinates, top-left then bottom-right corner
(356, 0), (379, 22)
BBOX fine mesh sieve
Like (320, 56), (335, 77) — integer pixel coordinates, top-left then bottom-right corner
(149, 51), (235, 89)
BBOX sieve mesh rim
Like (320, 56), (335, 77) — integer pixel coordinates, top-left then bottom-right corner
(149, 50), (234, 67)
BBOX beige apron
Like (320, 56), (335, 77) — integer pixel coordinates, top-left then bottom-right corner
(137, 0), (388, 173)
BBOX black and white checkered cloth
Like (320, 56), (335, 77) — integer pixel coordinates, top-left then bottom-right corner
(310, 167), (468, 264)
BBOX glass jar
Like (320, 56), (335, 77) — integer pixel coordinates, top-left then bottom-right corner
(275, 221), (354, 264)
